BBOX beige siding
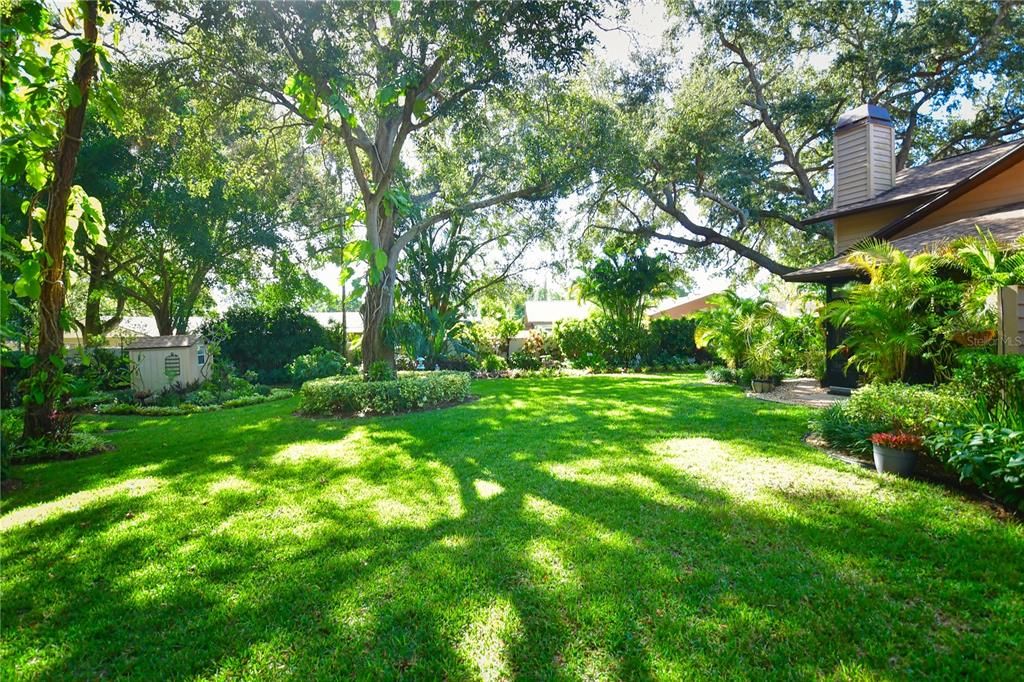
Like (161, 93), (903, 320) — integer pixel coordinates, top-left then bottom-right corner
(130, 344), (213, 393)
(834, 203), (918, 253)
(900, 158), (1024, 236)
(834, 122), (894, 208)
(1002, 286), (1023, 355)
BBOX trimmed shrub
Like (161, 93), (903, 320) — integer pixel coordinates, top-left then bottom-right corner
(96, 389), (292, 416)
(843, 383), (968, 436)
(300, 372), (471, 416)
(481, 354), (508, 372)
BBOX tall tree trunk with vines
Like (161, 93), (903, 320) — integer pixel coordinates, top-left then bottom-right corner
(24, 0), (99, 439)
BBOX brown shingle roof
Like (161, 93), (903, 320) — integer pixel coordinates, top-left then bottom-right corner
(784, 203), (1024, 282)
(806, 139), (1024, 223)
(125, 334), (202, 350)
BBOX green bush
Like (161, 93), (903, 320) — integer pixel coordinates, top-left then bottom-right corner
(843, 383), (968, 436)
(481, 354), (508, 372)
(509, 351), (541, 370)
(646, 317), (697, 362)
(367, 360), (397, 382)
(204, 306), (330, 384)
(809, 403), (888, 455)
(951, 353), (1024, 416)
(705, 366), (736, 384)
(299, 372), (471, 416)
(927, 422), (1024, 511)
(288, 346), (356, 385)
(96, 389), (292, 416)
(553, 318), (600, 363)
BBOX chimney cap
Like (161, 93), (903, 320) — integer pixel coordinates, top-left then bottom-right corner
(836, 103), (892, 131)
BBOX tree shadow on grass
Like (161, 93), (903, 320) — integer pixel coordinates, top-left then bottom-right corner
(3, 374), (1022, 678)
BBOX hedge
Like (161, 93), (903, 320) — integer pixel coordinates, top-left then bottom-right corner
(299, 371), (471, 416)
(96, 389), (293, 416)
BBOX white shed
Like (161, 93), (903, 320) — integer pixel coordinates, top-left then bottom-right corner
(126, 335), (212, 393)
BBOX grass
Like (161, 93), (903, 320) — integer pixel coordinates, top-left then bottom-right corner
(2, 373), (1022, 680)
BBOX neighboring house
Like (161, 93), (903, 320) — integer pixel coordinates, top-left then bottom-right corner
(784, 104), (1024, 391)
(63, 316), (205, 349)
(126, 334), (212, 393)
(523, 300), (594, 331)
(647, 292), (720, 319)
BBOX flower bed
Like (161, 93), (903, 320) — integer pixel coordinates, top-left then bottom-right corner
(299, 372), (471, 416)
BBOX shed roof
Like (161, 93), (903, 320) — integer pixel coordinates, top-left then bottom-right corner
(806, 139), (1024, 223)
(784, 203), (1024, 282)
(125, 334), (203, 350)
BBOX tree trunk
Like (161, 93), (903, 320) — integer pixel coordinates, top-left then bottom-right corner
(361, 275), (396, 371)
(359, 200), (398, 372)
(23, 1), (99, 439)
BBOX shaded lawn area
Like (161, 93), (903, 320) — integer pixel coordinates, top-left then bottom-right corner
(2, 373), (1022, 680)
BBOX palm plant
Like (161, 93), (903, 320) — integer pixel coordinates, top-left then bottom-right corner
(694, 290), (779, 369)
(826, 241), (944, 383)
(945, 229), (1024, 352)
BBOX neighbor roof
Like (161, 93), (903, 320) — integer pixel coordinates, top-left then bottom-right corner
(125, 334), (203, 350)
(305, 311), (365, 335)
(784, 203), (1024, 282)
(806, 138), (1024, 223)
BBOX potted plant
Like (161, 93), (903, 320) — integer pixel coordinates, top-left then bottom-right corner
(747, 337), (779, 393)
(869, 431), (922, 476)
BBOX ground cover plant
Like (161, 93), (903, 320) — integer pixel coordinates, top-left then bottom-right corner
(299, 371), (472, 416)
(2, 374), (1022, 679)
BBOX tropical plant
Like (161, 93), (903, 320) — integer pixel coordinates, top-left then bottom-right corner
(826, 242), (955, 383)
(694, 290), (779, 369)
(575, 245), (678, 365)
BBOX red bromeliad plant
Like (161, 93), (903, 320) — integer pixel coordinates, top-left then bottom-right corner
(870, 431), (923, 451)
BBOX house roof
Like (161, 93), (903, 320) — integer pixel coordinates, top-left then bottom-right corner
(117, 316), (205, 338)
(806, 138), (1024, 223)
(784, 203), (1024, 282)
(125, 334), (203, 350)
(524, 300), (593, 324)
(647, 292), (720, 318)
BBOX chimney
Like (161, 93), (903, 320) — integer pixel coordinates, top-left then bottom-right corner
(833, 104), (895, 208)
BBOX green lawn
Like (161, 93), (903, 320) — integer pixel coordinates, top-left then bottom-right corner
(2, 374), (1022, 680)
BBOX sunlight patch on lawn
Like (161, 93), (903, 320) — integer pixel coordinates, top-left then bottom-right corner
(457, 597), (521, 682)
(540, 459), (678, 506)
(0, 477), (160, 532)
(272, 427), (369, 465)
(209, 476), (257, 495)
(324, 462), (464, 529)
(473, 479), (504, 500)
(527, 538), (579, 589)
(658, 437), (891, 503)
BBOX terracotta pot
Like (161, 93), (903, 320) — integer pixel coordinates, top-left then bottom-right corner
(953, 329), (997, 347)
(872, 443), (917, 476)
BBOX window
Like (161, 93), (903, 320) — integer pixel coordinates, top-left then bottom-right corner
(164, 353), (181, 377)
(197, 346), (207, 365)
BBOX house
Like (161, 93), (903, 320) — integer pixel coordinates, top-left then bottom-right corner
(647, 292), (720, 319)
(126, 334), (212, 393)
(523, 300), (594, 331)
(784, 104), (1024, 391)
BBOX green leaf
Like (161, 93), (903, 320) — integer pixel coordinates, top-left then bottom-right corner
(67, 82), (82, 107)
(25, 156), (48, 190)
(19, 354), (36, 369)
(412, 98), (428, 118)
(390, 0), (401, 14)
(374, 249), (388, 271)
